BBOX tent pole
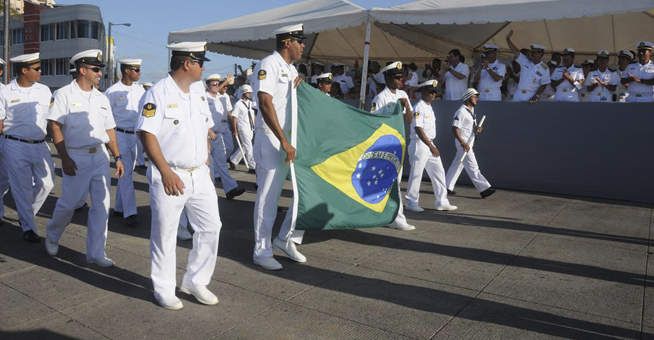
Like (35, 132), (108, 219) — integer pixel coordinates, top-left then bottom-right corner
(359, 19), (371, 109)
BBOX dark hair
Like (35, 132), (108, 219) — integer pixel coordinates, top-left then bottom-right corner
(170, 56), (189, 71)
(448, 49), (461, 58)
(297, 64), (308, 74)
(408, 62), (418, 71)
(15, 63), (30, 75)
(276, 36), (287, 51)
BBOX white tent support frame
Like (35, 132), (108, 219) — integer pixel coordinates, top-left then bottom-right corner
(359, 19), (371, 109)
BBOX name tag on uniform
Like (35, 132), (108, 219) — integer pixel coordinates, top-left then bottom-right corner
(281, 72), (289, 78)
(10, 99), (20, 104)
(168, 103), (179, 109)
(71, 103), (82, 107)
(100, 106), (108, 110)
(117, 96), (126, 101)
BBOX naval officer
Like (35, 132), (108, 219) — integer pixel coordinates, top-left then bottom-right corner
(0, 53), (55, 242)
(45, 49), (125, 266)
(587, 50), (619, 102)
(622, 41), (654, 102)
(251, 24), (308, 270)
(473, 44), (506, 101)
(137, 42), (221, 310)
(316, 72), (333, 96)
(550, 47), (584, 102)
(105, 58), (146, 227)
(506, 30), (551, 103)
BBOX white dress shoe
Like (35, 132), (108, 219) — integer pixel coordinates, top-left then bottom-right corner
(155, 294), (183, 310)
(272, 237), (307, 263)
(45, 237), (59, 256)
(389, 221), (416, 231)
(436, 204), (458, 211)
(253, 257), (283, 270)
(405, 204), (425, 213)
(177, 226), (192, 241)
(180, 284), (219, 305)
(86, 257), (115, 267)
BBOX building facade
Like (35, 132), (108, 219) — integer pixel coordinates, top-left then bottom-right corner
(1, 2), (106, 90)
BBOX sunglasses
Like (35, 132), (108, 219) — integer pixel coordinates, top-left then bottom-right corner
(209, 82), (220, 86)
(29, 67), (41, 72)
(284, 38), (305, 45)
(129, 68), (141, 73)
(393, 75), (404, 80)
(82, 66), (102, 73)
(189, 60), (204, 68)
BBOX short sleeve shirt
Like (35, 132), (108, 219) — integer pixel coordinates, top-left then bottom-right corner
(551, 65), (585, 93)
(516, 53), (551, 92)
(478, 60), (507, 90)
(334, 74), (355, 94)
(625, 61), (654, 94)
(232, 99), (255, 132)
(0, 80), (52, 140)
(206, 92), (226, 132)
(444, 62), (470, 100)
(252, 50), (298, 133)
(452, 104), (475, 142)
(587, 68), (619, 101)
(47, 80), (115, 148)
(371, 87), (412, 115)
(411, 100), (436, 141)
(136, 74), (214, 169)
(105, 81), (146, 130)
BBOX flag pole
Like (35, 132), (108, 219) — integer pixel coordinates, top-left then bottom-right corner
(234, 135), (250, 169)
(458, 115), (486, 164)
(358, 17), (371, 109)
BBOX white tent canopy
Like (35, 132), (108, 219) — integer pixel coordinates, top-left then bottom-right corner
(370, 0), (654, 60)
(168, 0), (435, 63)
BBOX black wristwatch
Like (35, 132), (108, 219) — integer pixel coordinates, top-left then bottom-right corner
(114, 155), (123, 162)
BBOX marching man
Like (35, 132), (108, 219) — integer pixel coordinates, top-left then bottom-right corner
(229, 84), (257, 172)
(104, 58), (146, 227)
(45, 49), (125, 266)
(444, 88), (495, 199)
(405, 80), (457, 213)
(137, 42), (222, 310)
(0, 53), (55, 242)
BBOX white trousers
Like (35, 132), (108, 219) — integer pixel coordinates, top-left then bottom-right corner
(405, 140), (450, 207)
(114, 131), (137, 217)
(478, 88), (502, 101)
(221, 130), (234, 158)
(252, 133), (303, 260)
(392, 167), (409, 226)
(46, 147), (111, 260)
(229, 129), (256, 169)
(210, 135), (237, 193)
(512, 89), (537, 102)
(445, 141), (491, 193)
(0, 139), (10, 219)
(626, 93), (654, 103)
(136, 136), (146, 166)
(4, 139), (55, 232)
(148, 164), (221, 297)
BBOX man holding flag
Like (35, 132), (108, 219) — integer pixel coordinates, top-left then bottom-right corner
(251, 24), (307, 271)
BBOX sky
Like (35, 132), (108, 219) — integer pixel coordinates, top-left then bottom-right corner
(55, 0), (412, 83)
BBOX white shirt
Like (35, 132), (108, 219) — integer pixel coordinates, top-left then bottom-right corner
(136, 74), (214, 169)
(551, 65), (584, 94)
(0, 80), (52, 140)
(478, 60), (506, 90)
(218, 92), (233, 133)
(443, 62), (470, 101)
(516, 53), (551, 93)
(587, 68), (619, 102)
(253, 50), (298, 133)
(105, 81), (146, 130)
(405, 71), (419, 87)
(48, 80), (115, 149)
(232, 98), (256, 132)
(452, 104), (476, 142)
(411, 100), (436, 141)
(206, 92), (227, 132)
(371, 87), (412, 115)
(334, 74), (355, 94)
(625, 60), (654, 94)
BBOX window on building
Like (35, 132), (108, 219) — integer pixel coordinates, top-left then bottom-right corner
(56, 22), (67, 40)
(40, 24), (54, 41)
(55, 58), (69, 75)
(70, 21), (76, 39)
(41, 59), (53, 76)
(11, 28), (24, 44)
(77, 20), (100, 39)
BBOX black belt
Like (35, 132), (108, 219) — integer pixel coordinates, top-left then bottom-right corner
(116, 127), (135, 134)
(3, 135), (45, 144)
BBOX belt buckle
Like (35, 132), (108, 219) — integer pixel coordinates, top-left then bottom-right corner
(636, 94), (642, 97)
(89, 147), (97, 153)
(484, 89), (489, 93)
(563, 88), (568, 92)
(188, 167), (197, 173)
(522, 90), (527, 94)
(28, 140), (35, 144)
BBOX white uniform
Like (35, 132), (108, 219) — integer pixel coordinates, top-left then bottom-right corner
(252, 50), (303, 261)
(625, 61), (654, 102)
(587, 69), (619, 102)
(0, 80), (55, 233)
(514, 53), (551, 102)
(105, 81), (146, 218)
(371, 87), (412, 227)
(551, 65), (584, 102)
(443, 62), (470, 101)
(615, 69), (630, 102)
(207, 92), (238, 192)
(445, 104), (491, 193)
(229, 99), (256, 168)
(137, 74), (221, 298)
(505, 71), (520, 102)
(0, 81), (9, 220)
(405, 100), (450, 208)
(218, 92), (234, 157)
(334, 74), (354, 95)
(477, 60), (506, 101)
(46, 80), (116, 261)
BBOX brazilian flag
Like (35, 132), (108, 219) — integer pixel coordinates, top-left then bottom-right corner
(293, 83), (406, 230)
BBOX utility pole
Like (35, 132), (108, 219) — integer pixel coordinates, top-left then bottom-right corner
(3, 0), (9, 84)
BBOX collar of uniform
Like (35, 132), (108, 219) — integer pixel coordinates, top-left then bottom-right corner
(163, 73), (187, 99)
(463, 105), (474, 114)
(9, 79), (40, 92)
(70, 79), (102, 98)
(272, 50), (292, 68)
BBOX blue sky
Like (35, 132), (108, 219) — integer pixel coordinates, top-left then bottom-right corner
(56, 0), (410, 83)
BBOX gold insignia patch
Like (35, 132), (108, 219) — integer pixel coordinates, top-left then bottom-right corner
(142, 103), (156, 118)
(97, 52), (102, 60)
(371, 103), (376, 111)
(49, 97), (55, 107)
(413, 111), (419, 119)
(167, 103), (179, 109)
(258, 70), (267, 80)
(10, 99), (20, 104)
(173, 120), (179, 125)
(540, 62), (548, 70)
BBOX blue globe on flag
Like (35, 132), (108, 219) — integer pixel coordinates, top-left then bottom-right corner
(351, 135), (403, 204)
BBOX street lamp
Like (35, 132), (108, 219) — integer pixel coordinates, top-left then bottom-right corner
(106, 22), (131, 88)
